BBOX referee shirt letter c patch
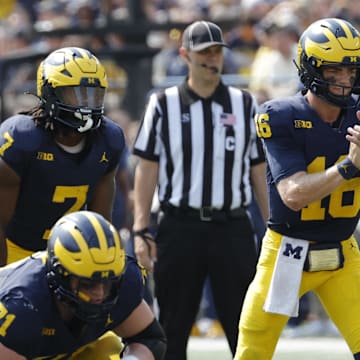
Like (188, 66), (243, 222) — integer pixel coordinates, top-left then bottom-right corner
(225, 136), (235, 151)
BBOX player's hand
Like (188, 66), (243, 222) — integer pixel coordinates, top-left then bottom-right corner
(134, 230), (157, 273)
(346, 117), (360, 168)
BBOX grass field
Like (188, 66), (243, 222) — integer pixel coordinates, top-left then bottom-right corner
(187, 336), (353, 359)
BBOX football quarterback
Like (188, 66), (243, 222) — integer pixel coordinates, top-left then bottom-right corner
(235, 18), (360, 360)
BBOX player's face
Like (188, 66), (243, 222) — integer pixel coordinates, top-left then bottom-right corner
(70, 277), (112, 304)
(322, 65), (357, 96)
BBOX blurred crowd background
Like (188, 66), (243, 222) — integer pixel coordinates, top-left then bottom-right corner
(0, 0), (318, 210)
(1, 0), (360, 339)
(1, 0), (360, 126)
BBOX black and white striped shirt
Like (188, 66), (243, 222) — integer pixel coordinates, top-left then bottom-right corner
(133, 80), (264, 210)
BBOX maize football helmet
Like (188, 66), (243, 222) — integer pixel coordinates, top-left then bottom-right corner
(37, 47), (108, 132)
(46, 211), (126, 322)
(296, 18), (360, 107)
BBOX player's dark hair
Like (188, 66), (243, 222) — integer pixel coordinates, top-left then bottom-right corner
(19, 103), (55, 130)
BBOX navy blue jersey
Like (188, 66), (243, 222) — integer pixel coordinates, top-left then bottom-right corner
(257, 92), (360, 242)
(0, 253), (144, 359)
(0, 115), (125, 250)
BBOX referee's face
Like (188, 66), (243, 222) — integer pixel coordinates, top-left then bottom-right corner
(186, 45), (224, 78)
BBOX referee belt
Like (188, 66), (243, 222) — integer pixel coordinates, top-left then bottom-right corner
(161, 204), (247, 222)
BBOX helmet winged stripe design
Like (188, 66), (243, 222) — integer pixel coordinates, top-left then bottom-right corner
(46, 211), (126, 322)
(37, 47), (108, 132)
(38, 47), (107, 90)
(300, 19), (360, 65)
(52, 211), (124, 279)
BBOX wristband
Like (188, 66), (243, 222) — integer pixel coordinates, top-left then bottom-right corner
(133, 227), (153, 257)
(337, 158), (359, 180)
(133, 227), (150, 237)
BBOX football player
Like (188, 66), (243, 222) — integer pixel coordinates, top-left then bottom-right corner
(0, 47), (126, 266)
(0, 211), (166, 359)
(234, 18), (360, 359)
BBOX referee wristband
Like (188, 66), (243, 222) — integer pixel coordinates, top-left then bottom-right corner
(337, 158), (359, 180)
(133, 227), (150, 237)
(133, 227), (153, 258)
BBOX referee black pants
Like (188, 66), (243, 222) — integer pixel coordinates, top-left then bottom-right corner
(154, 211), (258, 360)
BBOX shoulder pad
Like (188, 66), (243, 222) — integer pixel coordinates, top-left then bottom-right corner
(100, 117), (126, 153)
(0, 115), (47, 152)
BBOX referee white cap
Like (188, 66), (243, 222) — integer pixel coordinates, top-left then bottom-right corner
(182, 21), (228, 52)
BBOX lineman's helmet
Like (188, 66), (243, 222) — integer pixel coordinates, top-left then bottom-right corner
(46, 211), (126, 322)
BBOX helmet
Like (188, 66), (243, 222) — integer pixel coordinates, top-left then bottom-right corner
(46, 211), (126, 322)
(296, 18), (360, 107)
(37, 47), (108, 132)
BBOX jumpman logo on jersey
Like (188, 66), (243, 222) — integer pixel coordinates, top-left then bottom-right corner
(340, 163), (350, 174)
(100, 152), (109, 163)
(106, 313), (113, 326)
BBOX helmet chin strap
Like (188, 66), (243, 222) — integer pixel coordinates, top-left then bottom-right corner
(74, 109), (95, 133)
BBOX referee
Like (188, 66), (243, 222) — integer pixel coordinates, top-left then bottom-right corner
(132, 20), (268, 360)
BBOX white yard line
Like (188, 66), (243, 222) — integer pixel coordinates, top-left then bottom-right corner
(276, 337), (350, 353)
(188, 336), (352, 356)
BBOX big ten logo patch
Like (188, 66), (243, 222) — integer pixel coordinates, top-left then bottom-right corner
(37, 152), (54, 161)
(294, 120), (312, 129)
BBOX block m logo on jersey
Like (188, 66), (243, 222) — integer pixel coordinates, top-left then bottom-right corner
(282, 242), (305, 260)
(279, 236), (309, 266)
